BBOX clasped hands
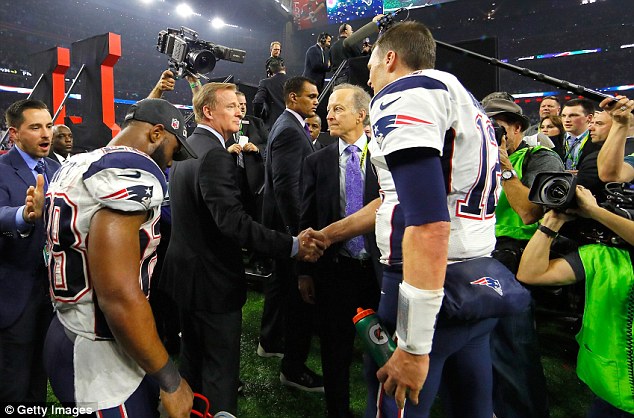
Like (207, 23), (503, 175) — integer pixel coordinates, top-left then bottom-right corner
(295, 227), (330, 262)
(226, 142), (259, 155)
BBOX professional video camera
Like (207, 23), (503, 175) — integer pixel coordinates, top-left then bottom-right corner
(528, 172), (578, 211)
(157, 26), (246, 79)
(529, 172), (634, 246)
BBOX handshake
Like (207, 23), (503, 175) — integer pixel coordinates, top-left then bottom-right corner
(295, 228), (331, 262)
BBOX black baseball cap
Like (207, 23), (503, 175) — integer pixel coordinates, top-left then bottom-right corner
(124, 98), (197, 160)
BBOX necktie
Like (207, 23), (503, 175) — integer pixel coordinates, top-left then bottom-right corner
(34, 160), (48, 191)
(232, 133), (244, 168)
(344, 145), (364, 257)
(304, 124), (312, 139)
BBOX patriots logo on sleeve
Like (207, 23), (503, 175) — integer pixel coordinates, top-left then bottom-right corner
(101, 185), (154, 206)
(373, 114), (433, 144)
(470, 277), (503, 296)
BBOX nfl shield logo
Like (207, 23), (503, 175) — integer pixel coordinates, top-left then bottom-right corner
(171, 118), (180, 130)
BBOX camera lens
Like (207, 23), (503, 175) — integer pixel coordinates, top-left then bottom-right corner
(187, 49), (216, 74)
(540, 178), (570, 206)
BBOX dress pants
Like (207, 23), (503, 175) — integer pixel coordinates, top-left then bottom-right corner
(180, 308), (242, 416)
(260, 258), (315, 370)
(315, 256), (380, 418)
(0, 279), (51, 402)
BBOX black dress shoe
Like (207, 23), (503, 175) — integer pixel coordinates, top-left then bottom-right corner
(280, 365), (324, 393)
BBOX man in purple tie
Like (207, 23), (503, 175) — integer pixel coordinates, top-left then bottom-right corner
(298, 83), (381, 418)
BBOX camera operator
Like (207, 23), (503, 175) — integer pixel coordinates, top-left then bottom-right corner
(329, 16), (381, 87)
(516, 185), (634, 418)
(148, 69), (202, 99)
(598, 95), (634, 183)
(483, 97), (564, 418)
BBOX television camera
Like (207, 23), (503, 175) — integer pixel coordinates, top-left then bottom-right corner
(157, 26), (246, 79)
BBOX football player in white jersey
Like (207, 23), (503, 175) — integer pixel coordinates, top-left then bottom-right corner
(320, 21), (500, 418)
(42, 98), (196, 417)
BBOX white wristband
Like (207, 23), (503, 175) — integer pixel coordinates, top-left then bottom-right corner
(396, 281), (444, 355)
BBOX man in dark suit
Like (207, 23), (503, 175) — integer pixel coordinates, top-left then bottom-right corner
(0, 99), (60, 402)
(305, 114), (324, 150)
(160, 82), (324, 416)
(260, 76), (323, 391)
(49, 124), (73, 164)
(226, 91), (268, 220)
(299, 84), (381, 418)
(253, 61), (288, 132)
(303, 32), (332, 92)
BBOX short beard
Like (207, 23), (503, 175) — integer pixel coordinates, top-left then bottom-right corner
(149, 140), (168, 170)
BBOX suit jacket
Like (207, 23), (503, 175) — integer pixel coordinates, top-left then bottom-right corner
(0, 148), (59, 328)
(262, 110), (314, 236)
(253, 72), (288, 131)
(226, 115), (268, 196)
(303, 44), (330, 91)
(160, 126), (293, 313)
(48, 152), (64, 165)
(329, 37), (362, 82)
(298, 142), (381, 282)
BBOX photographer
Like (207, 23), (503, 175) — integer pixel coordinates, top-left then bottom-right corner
(517, 185), (634, 418)
(483, 97), (564, 418)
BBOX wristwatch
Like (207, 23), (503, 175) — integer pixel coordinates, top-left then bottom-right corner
(501, 169), (517, 181)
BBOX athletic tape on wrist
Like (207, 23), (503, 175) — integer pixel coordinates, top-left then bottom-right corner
(150, 358), (181, 393)
(396, 281), (444, 355)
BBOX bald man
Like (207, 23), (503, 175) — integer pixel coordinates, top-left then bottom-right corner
(50, 124), (73, 164)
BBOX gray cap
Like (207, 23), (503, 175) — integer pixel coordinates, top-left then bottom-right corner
(483, 98), (531, 132)
(124, 98), (196, 160)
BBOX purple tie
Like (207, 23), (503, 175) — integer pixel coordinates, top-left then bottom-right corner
(345, 145), (364, 257)
(303, 123), (312, 139)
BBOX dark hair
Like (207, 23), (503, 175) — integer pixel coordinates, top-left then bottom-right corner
(317, 32), (331, 44)
(5, 99), (48, 128)
(267, 60), (285, 75)
(540, 114), (564, 134)
(374, 21), (436, 70)
(563, 98), (595, 116)
(283, 76), (316, 103)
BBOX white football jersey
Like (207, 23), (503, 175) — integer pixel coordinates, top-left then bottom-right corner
(45, 146), (166, 408)
(370, 69), (500, 265)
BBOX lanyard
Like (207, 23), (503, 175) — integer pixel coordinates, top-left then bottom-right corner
(563, 131), (589, 169)
(359, 142), (369, 169)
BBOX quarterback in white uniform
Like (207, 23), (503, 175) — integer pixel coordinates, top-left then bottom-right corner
(319, 22), (501, 418)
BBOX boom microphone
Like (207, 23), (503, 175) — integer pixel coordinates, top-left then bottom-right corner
(343, 8), (408, 49)
(343, 21), (378, 49)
